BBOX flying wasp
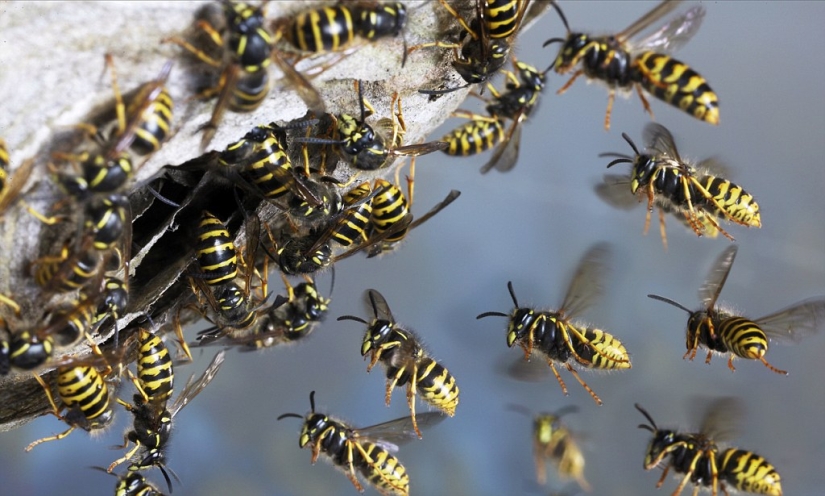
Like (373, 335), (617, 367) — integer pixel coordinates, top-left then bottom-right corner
(337, 289), (459, 438)
(410, 0), (533, 94)
(602, 123), (760, 249)
(544, 0), (718, 130)
(636, 398), (783, 496)
(277, 390), (445, 496)
(440, 58), (547, 173)
(107, 350), (226, 493)
(648, 245), (825, 375)
(477, 243), (630, 405)
(296, 81), (447, 171)
(508, 404), (590, 491)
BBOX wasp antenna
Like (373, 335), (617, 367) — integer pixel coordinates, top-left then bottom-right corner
(634, 403), (658, 431)
(476, 311), (509, 320)
(549, 1), (570, 33)
(606, 157), (633, 169)
(337, 315), (369, 325)
(309, 390), (316, 413)
(506, 281), (520, 308)
(621, 132), (641, 156)
(648, 294), (693, 314)
(277, 412), (304, 421)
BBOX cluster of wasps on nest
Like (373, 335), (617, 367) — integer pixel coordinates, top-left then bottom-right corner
(0, 1), (822, 495)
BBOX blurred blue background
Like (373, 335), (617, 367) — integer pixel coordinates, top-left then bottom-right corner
(2, 2), (824, 495)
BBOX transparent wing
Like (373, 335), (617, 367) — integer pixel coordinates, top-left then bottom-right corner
(694, 156), (733, 179)
(695, 396), (743, 443)
(594, 174), (637, 210)
(169, 350), (226, 417)
(406, 189), (461, 231)
(480, 115), (523, 174)
(632, 5), (705, 54)
(559, 243), (613, 320)
(355, 412), (446, 450)
(755, 297), (825, 344)
(699, 245), (738, 311)
(617, 0), (684, 42)
(643, 123), (682, 162)
(366, 288), (394, 323)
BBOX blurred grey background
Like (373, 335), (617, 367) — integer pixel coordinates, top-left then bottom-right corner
(2, 1), (824, 495)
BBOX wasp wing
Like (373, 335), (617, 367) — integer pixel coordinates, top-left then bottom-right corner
(617, 0), (684, 43)
(169, 350), (225, 418)
(754, 297), (825, 344)
(695, 395), (743, 443)
(699, 245), (738, 311)
(480, 113), (523, 174)
(643, 123), (682, 162)
(355, 411), (446, 451)
(595, 174), (637, 210)
(559, 243), (613, 320)
(631, 5), (705, 55)
(365, 289), (394, 323)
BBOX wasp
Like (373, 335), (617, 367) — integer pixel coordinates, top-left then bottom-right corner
(602, 123), (760, 248)
(274, 176), (460, 273)
(195, 274), (331, 350)
(648, 245), (825, 376)
(24, 339), (117, 451)
(596, 176), (722, 251)
(108, 350), (226, 492)
(164, 1), (290, 147)
(354, 161), (461, 258)
(441, 58), (547, 173)
(0, 271), (120, 375)
(636, 398), (783, 496)
(509, 404), (590, 491)
(277, 391), (444, 496)
(275, 2), (407, 52)
(337, 289), (459, 438)
(544, 1), (718, 130)
(297, 81), (447, 171)
(188, 210), (268, 331)
(477, 243), (630, 405)
(411, 0), (532, 94)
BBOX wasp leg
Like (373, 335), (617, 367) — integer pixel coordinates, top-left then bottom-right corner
(108, 439), (142, 472)
(556, 69), (583, 96)
(546, 360), (569, 396)
(563, 363), (602, 406)
(757, 356), (788, 376)
(604, 88), (616, 131)
(407, 363), (422, 438)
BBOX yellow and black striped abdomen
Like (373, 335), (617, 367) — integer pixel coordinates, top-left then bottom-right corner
(359, 442), (410, 496)
(333, 182), (373, 247)
(127, 86), (174, 156)
(370, 179), (409, 242)
(237, 136), (293, 200)
(698, 175), (761, 228)
(195, 212), (238, 286)
(485, 0), (522, 39)
(577, 327), (632, 370)
(137, 329), (174, 404)
(441, 118), (505, 157)
(290, 6), (356, 53)
(35, 249), (99, 293)
(416, 357), (459, 416)
(634, 52), (719, 125)
(56, 365), (110, 422)
(231, 70), (270, 112)
(717, 317), (769, 361)
(718, 448), (782, 496)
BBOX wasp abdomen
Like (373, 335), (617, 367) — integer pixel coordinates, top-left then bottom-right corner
(634, 52), (720, 125)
